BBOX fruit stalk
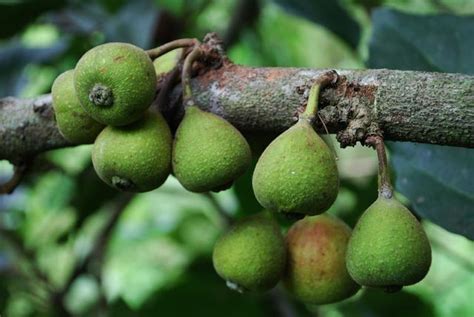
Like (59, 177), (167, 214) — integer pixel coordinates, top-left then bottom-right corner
(300, 70), (339, 121)
(181, 46), (203, 106)
(301, 83), (321, 121)
(146, 38), (199, 60)
(367, 135), (393, 199)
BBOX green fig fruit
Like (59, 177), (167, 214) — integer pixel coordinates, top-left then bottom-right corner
(212, 211), (286, 293)
(346, 196), (432, 289)
(92, 111), (171, 192)
(153, 48), (182, 76)
(74, 42), (156, 126)
(283, 214), (360, 305)
(172, 106), (252, 192)
(252, 119), (338, 216)
(51, 70), (104, 144)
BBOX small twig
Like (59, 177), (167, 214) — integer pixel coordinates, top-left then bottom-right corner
(366, 135), (393, 198)
(181, 45), (203, 106)
(0, 161), (28, 194)
(146, 38), (199, 60)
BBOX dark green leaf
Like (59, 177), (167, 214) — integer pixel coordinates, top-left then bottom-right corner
(388, 142), (474, 240)
(368, 9), (474, 239)
(272, 0), (361, 49)
(369, 9), (474, 74)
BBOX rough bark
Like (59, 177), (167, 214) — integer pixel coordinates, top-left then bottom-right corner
(183, 65), (473, 147)
(1, 65), (473, 163)
(0, 94), (70, 164)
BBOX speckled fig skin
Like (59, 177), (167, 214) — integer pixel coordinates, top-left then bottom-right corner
(212, 211), (286, 293)
(346, 197), (432, 289)
(283, 214), (360, 305)
(92, 111), (172, 192)
(74, 42), (156, 126)
(172, 106), (252, 193)
(51, 70), (104, 144)
(252, 119), (339, 215)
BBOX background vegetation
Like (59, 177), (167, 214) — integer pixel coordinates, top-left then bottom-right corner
(0, 0), (472, 316)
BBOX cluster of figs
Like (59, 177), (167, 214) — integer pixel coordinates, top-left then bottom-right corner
(51, 40), (432, 306)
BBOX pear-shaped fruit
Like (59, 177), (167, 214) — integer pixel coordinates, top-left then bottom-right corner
(92, 111), (171, 192)
(212, 211), (286, 293)
(51, 70), (104, 144)
(283, 214), (360, 304)
(252, 119), (338, 216)
(346, 196), (432, 289)
(153, 48), (182, 76)
(74, 42), (156, 126)
(172, 106), (252, 192)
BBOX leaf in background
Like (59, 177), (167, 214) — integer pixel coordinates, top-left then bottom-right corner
(389, 143), (474, 239)
(101, 0), (158, 48)
(51, 0), (159, 48)
(272, 0), (361, 49)
(413, 222), (474, 317)
(369, 8), (474, 74)
(109, 260), (268, 317)
(329, 178), (378, 228)
(102, 178), (224, 308)
(22, 171), (77, 248)
(0, 39), (67, 96)
(368, 8), (474, 239)
(0, 0), (64, 39)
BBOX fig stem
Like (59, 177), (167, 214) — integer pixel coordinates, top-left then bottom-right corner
(182, 45), (203, 107)
(302, 83), (321, 121)
(146, 38), (200, 60)
(366, 135), (393, 199)
(300, 70), (339, 121)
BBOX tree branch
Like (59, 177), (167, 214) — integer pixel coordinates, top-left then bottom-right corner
(0, 94), (69, 163)
(1, 66), (473, 164)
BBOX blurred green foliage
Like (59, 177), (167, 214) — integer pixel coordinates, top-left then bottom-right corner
(0, 0), (473, 316)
